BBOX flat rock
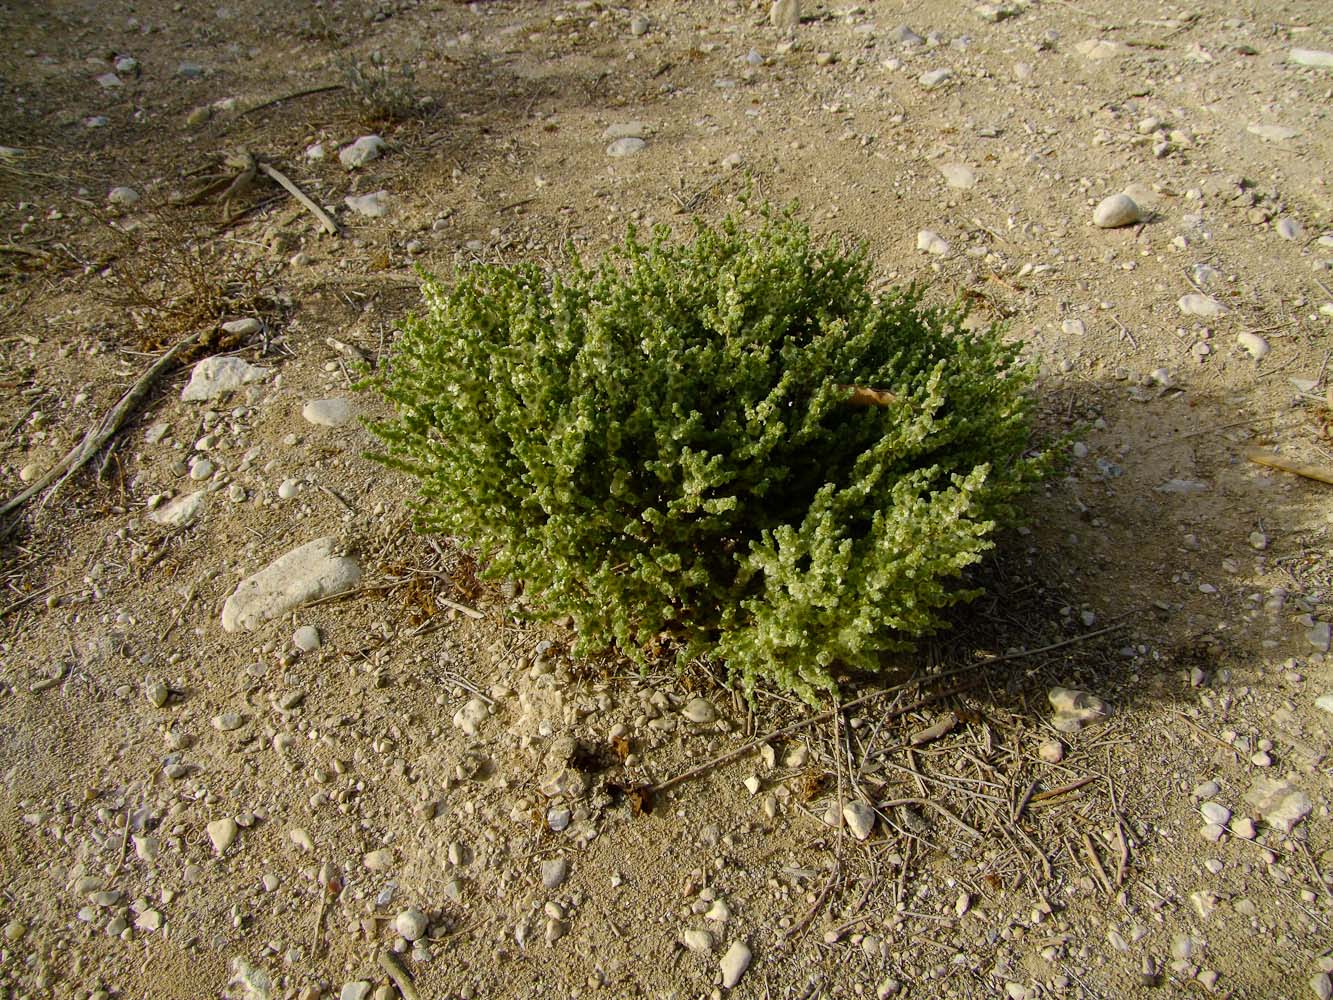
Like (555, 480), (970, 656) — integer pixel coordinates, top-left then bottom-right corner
(339, 135), (385, 169)
(843, 801), (875, 840)
(302, 397), (355, 427)
(1074, 39), (1123, 60)
(148, 491), (206, 527)
(1247, 123), (1301, 142)
(221, 537), (362, 632)
(606, 137), (646, 157)
(339, 983), (371, 1000)
(720, 939), (752, 989)
(1048, 687), (1110, 733)
(1290, 48), (1333, 69)
(682, 697), (718, 724)
(1244, 777), (1312, 833)
(293, 625), (322, 652)
(1177, 293), (1226, 318)
(541, 857), (568, 889)
(682, 928), (714, 953)
(108, 186), (140, 206)
(916, 230), (951, 256)
(938, 163), (976, 189)
(180, 356), (271, 402)
(918, 68), (953, 90)
(603, 122), (648, 140)
(345, 191), (392, 218)
(1093, 193), (1141, 228)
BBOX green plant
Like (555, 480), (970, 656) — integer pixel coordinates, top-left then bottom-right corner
(368, 207), (1051, 703)
(338, 53), (419, 124)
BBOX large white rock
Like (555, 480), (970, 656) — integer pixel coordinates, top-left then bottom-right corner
(1177, 293), (1227, 318)
(221, 537), (361, 632)
(339, 134), (385, 169)
(345, 191), (392, 218)
(181, 356), (271, 402)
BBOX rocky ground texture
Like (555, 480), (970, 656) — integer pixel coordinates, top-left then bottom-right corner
(1, 0), (1332, 998)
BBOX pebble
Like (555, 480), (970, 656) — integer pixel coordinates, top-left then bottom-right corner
(1092, 193), (1141, 229)
(1315, 693), (1333, 715)
(453, 697), (490, 737)
(395, 908), (428, 941)
(1074, 39), (1123, 60)
(207, 817), (238, 854)
(606, 137), (646, 157)
(682, 928), (714, 953)
(339, 983), (371, 1000)
(278, 479), (299, 500)
(213, 711), (244, 732)
(1200, 802), (1231, 826)
(364, 849), (394, 871)
(1276, 218), (1304, 241)
(1048, 687), (1111, 733)
(96, 72), (123, 89)
(541, 857), (569, 889)
(302, 397), (355, 427)
(548, 806), (571, 832)
(221, 317), (261, 336)
(339, 135), (386, 169)
(133, 835), (160, 863)
(345, 191), (392, 218)
(629, 14), (650, 36)
(180, 356), (271, 402)
(290, 828), (314, 852)
(1311, 973), (1333, 1000)
(918, 68), (953, 90)
(916, 230), (951, 256)
(293, 625), (322, 652)
(221, 537), (362, 632)
(1037, 740), (1065, 763)
(189, 458), (215, 481)
(1237, 332), (1270, 360)
(843, 801), (875, 840)
(682, 697), (718, 724)
(1309, 621), (1332, 652)
(1193, 780), (1220, 799)
(108, 186), (140, 206)
(603, 122), (647, 140)
(4, 919), (26, 942)
(720, 939), (752, 989)
(1289, 49), (1333, 69)
(937, 163), (976, 189)
(1177, 293), (1227, 318)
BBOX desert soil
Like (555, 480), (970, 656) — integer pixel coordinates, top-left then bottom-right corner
(2, 1), (1332, 998)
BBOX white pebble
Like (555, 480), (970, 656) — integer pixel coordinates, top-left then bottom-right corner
(1236, 332), (1270, 360)
(720, 940), (752, 989)
(207, 818), (238, 854)
(293, 625), (321, 652)
(1092, 193), (1141, 229)
(916, 230), (951, 256)
(395, 908), (428, 941)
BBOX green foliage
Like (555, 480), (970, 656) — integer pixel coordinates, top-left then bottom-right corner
(368, 207), (1050, 703)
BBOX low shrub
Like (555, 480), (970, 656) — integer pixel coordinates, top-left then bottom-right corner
(368, 207), (1051, 702)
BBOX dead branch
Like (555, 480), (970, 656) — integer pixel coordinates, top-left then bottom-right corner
(0, 331), (203, 521)
(257, 161), (340, 236)
(1244, 446), (1333, 486)
(838, 384), (898, 407)
(377, 949), (421, 1000)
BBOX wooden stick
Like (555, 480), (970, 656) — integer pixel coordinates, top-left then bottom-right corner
(0, 331), (203, 520)
(1031, 775), (1097, 802)
(1244, 446), (1333, 486)
(1082, 832), (1113, 896)
(241, 83), (344, 118)
(377, 949), (421, 1000)
(876, 797), (981, 839)
(257, 162), (340, 236)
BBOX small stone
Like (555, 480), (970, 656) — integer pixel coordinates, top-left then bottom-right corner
(720, 940), (752, 989)
(938, 163), (976, 189)
(918, 68), (953, 90)
(278, 479), (299, 500)
(108, 186), (140, 206)
(395, 908), (428, 941)
(1309, 621), (1332, 652)
(221, 317), (261, 336)
(96, 72), (123, 88)
(144, 678), (169, 707)
(1037, 740), (1065, 763)
(186, 106), (211, 126)
(548, 807), (571, 832)
(302, 398), (355, 427)
(1275, 218), (1304, 241)
(339, 982), (372, 1000)
(1248, 531), (1269, 551)
(541, 857), (568, 889)
(212, 711), (243, 732)
(1290, 49), (1333, 69)
(1048, 687), (1110, 733)
(290, 828), (315, 852)
(1177, 293), (1227, 318)
(606, 137), (646, 157)
(843, 801), (875, 840)
(1200, 802), (1231, 826)
(1235, 332), (1270, 361)
(4, 919), (27, 942)
(1310, 973), (1333, 1000)
(452, 697), (490, 737)
(148, 490), (206, 527)
(1074, 39), (1123, 60)
(133, 835), (160, 863)
(207, 817), (238, 854)
(339, 135), (386, 169)
(292, 625), (322, 652)
(682, 928), (714, 953)
(629, 14), (650, 35)
(1315, 693), (1333, 715)
(189, 458), (215, 481)
(345, 191), (392, 218)
(916, 230), (951, 256)
(1093, 193), (1141, 229)
(135, 909), (162, 932)
(364, 848), (394, 871)
(1247, 123), (1301, 142)
(742, 775), (762, 795)
(682, 697), (718, 724)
